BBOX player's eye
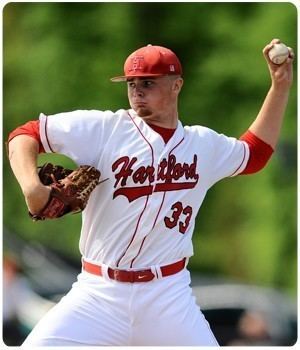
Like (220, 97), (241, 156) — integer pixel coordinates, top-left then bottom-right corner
(142, 80), (154, 88)
(127, 82), (136, 88)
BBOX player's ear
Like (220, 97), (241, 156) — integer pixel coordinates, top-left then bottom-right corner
(173, 77), (184, 94)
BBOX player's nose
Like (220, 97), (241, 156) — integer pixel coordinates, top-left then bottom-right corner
(132, 86), (144, 97)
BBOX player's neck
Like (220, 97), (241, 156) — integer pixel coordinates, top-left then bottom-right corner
(146, 117), (178, 129)
(138, 109), (179, 129)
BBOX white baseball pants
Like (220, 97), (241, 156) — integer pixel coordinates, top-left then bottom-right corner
(22, 269), (219, 346)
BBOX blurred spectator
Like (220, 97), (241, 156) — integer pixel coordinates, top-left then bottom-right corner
(3, 252), (56, 345)
(228, 310), (274, 345)
(193, 281), (297, 346)
(3, 253), (26, 345)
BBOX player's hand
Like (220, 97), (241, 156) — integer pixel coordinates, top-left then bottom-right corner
(23, 183), (51, 215)
(263, 39), (294, 91)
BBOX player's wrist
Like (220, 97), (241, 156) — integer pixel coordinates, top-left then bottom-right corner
(269, 83), (291, 98)
(271, 80), (292, 91)
(25, 185), (51, 215)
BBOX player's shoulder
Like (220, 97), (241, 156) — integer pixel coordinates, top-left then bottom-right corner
(43, 108), (130, 126)
(47, 108), (126, 119)
(184, 124), (220, 138)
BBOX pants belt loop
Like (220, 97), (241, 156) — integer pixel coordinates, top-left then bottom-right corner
(151, 265), (163, 280)
(100, 263), (109, 281)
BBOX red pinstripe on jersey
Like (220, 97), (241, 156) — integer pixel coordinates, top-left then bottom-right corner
(151, 192), (166, 230)
(129, 133), (185, 267)
(44, 116), (55, 153)
(230, 142), (247, 177)
(116, 111), (155, 267)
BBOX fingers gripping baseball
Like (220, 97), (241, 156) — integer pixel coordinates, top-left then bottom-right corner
(29, 163), (101, 221)
(263, 38), (294, 89)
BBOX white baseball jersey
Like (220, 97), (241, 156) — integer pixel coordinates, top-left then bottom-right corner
(39, 109), (249, 269)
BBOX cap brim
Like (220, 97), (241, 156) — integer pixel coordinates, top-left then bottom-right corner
(110, 73), (165, 82)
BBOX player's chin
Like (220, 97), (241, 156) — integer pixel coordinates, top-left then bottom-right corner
(133, 106), (152, 118)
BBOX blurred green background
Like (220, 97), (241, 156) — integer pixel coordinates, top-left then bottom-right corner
(3, 2), (297, 295)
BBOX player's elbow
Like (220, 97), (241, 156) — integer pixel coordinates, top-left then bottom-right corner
(239, 130), (274, 175)
(240, 153), (272, 175)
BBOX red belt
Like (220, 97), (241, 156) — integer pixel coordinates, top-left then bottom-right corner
(82, 258), (186, 283)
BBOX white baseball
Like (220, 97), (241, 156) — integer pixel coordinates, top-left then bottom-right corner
(268, 43), (289, 65)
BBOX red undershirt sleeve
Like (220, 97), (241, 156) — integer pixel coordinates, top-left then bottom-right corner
(239, 130), (274, 175)
(7, 120), (45, 153)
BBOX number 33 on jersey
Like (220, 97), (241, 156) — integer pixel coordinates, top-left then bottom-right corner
(39, 109), (249, 269)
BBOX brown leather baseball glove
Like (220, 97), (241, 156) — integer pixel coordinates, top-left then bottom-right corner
(30, 163), (101, 221)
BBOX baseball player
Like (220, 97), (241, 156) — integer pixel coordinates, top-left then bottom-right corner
(8, 39), (294, 346)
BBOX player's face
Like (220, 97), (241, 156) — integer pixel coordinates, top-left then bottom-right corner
(127, 76), (183, 120)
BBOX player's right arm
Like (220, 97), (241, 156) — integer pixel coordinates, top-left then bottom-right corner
(8, 109), (115, 214)
(8, 134), (51, 215)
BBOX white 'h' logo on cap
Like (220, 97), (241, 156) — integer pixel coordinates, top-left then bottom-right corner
(130, 56), (144, 72)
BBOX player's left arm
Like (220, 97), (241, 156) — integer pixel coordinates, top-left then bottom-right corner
(237, 39), (294, 175)
(246, 38), (294, 149)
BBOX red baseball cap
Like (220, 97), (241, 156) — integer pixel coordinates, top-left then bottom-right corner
(111, 44), (183, 82)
